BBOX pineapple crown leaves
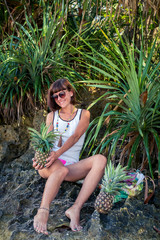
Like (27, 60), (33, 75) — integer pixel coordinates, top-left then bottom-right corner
(101, 161), (133, 196)
(28, 122), (58, 153)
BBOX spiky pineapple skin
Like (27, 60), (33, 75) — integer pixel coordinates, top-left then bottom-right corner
(94, 191), (114, 214)
(94, 162), (131, 214)
(35, 151), (50, 167)
(28, 122), (58, 167)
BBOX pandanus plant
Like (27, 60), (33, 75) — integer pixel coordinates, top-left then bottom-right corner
(77, 25), (160, 179)
(0, 2), (70, 122)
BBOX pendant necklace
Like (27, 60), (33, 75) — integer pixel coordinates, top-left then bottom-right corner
(56, 106), (75, 147)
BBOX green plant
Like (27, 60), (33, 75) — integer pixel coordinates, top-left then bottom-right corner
(78, 26), (160, 179)
(8, 7), (62, 101)
(0, 36), (31, 122)
(0, 2), (72, 122)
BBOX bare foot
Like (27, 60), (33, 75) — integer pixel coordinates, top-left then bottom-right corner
(65, 206), (83, 231)
(33, 208), (49, 235)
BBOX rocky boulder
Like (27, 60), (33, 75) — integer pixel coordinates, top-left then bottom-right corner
(0, 111), (160, 240)
(0, 125), (29, 164)
(0, 146), (160, 240)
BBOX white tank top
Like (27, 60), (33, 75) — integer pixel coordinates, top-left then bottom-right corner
(52, 109), (86, 164)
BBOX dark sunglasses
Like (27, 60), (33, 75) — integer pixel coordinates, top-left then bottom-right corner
(52, 90), (66, 100)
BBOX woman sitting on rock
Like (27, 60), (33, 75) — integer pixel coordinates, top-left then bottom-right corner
(33, 78), (107, 235)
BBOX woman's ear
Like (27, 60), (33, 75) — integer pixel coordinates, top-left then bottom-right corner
(70, 91), (73, 97)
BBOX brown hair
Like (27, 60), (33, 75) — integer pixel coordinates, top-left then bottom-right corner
(47, 78), (76, 111)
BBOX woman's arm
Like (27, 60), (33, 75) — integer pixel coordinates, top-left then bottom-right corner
(45, 109), (90, 168)
(46, 111), (54, 133)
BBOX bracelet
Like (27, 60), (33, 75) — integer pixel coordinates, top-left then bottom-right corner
(39, 207), (49, 212)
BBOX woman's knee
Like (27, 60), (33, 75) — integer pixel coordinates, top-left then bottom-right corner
(56, 166), (69, 179)
(94, 154), (107, 170)
(39, 165), (69, 179)
(62, 166), (69, 176)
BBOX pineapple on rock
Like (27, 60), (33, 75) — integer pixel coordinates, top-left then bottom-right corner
(94, 161), (131, 214)
(28, 123), (58, 167)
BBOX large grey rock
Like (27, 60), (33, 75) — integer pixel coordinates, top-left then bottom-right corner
(0, 108), (47, 164)
(0, 125), (29, 163)
(0, 121), (159, 240)
(0, 147), (160, 240)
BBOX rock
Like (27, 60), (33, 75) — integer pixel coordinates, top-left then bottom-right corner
(0, 150), (160, 240)
(0, 125), (19, 143)
(0, 125), (29, 163)
(153, 183), (160, 208)
(0, 121), (160, 239)
(87, 210), (102, 240)
(32, 110), (47, 131)
(0, 141), (8, 162)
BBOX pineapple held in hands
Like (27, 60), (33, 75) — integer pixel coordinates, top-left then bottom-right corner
(28, 123), (58, 167)
(94, 161), (131, 214)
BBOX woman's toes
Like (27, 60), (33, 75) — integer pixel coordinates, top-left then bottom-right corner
(41, 229), (48, 235)
(36, 227), (40, 233)
(72, 225), (82, 232)
(77, 225), (83, 231)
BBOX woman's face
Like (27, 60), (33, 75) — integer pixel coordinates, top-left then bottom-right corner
(53, 89), (73, 108)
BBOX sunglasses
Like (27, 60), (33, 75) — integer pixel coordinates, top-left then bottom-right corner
(52, 90), (66, 100)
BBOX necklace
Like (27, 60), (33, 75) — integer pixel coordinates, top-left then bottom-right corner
(56, 106), (75, 147)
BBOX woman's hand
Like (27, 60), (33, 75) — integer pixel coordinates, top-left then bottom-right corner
(44, 151), (58, 168)
(32, 157), (44, 170)
(32, 151), (58, 170)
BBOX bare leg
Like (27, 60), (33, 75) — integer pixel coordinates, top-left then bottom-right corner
(33, 160), (69, 235)
(33, 155), (106, 233)
(65, 154), (107, 231)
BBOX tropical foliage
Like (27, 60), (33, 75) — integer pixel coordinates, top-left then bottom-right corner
(0, 3), (72, 122)
(1, 1), (160, 38)
(79, 26), (160, 178)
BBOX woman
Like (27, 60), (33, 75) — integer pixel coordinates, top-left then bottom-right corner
(33, 78), (107, 235)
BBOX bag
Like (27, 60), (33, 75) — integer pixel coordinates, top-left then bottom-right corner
(114, 170), (155, 204)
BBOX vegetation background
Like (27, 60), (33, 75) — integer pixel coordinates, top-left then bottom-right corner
(0, 0), (160, 179)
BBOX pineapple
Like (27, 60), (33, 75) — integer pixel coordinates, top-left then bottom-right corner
(94, 161), (131, 214)
(28, 123), (58, 167)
